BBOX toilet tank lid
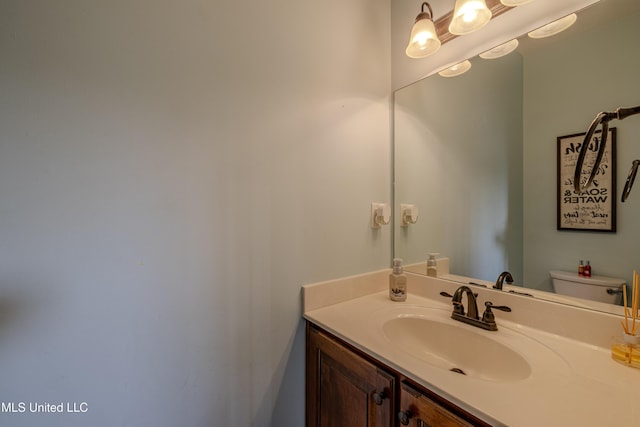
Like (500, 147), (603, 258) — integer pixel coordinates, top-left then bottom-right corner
(549, 270), (626, 287)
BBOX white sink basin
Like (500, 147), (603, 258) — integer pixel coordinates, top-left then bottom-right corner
(382, 316), (531, 381)
(372, 305), (569, 383)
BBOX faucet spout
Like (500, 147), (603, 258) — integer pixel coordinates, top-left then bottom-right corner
(494, 271), (514, 290)
(451, 285), (479, 320)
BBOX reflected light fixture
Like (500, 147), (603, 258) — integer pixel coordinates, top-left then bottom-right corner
(438, 60), (472, 77)
(479, 39), (519, 59)
(449, 0), (492, 36)
(500, 0), (535, 6)
(528, 13), (577, 39)
(405, 2), (441, 58)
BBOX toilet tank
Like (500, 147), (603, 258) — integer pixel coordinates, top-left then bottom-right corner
(549, 270), (625, 304)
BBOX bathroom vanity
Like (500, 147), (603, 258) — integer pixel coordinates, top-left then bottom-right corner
(303, 270), (639, 427)
(307, 322), (489, 426)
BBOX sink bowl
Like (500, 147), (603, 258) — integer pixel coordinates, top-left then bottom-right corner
(381, 315), (532, 382)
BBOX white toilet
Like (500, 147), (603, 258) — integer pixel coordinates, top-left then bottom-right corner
(549, 270), (626, 304)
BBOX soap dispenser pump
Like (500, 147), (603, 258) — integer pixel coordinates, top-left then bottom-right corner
(389, 258), (407, 302)
(426, 253), (440, 277)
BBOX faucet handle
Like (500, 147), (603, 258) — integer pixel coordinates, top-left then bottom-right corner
(440, 291), (465, 315)
(452, 301), (464, 315)
(481, 301), (512, 324)
(486, 302), (511, 312)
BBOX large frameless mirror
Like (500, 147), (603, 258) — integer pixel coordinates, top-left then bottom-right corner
(393, 0), (640, 315)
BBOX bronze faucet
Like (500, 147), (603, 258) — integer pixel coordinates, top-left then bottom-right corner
(494, 271), (514, 290)
(441, 286), (511, 331)
(451, 285), (479, 319)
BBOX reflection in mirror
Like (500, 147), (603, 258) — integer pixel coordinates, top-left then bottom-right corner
(393, 0), (640, 315)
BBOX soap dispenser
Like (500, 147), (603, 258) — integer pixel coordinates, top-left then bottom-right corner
(389, 258), (407, 302)
(426, 253), (440, 277)
(584, 261), (592, 277)
(578, 260), (585, 276)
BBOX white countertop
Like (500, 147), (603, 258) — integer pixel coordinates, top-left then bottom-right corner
(303, 271), (640, 427)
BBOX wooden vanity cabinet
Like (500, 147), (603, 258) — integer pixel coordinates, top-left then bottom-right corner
(306, 323), (396, 426)
(306, 322), (492, 427)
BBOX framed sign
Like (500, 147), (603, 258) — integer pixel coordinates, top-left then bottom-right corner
(557, 128), (616, 232)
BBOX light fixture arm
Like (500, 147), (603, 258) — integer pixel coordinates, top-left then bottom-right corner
(412, 2), (434, 25)
(419, 2), (433, 20)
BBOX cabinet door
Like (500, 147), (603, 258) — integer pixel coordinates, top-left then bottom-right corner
(398, 382), (484, 427)
(306, 323), (395, 427)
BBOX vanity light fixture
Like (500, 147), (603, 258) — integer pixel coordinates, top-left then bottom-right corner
(528, 13), (577, 39)
(500, 0), (534, 6)
(405, 2), (441, 58)
(479, 38), (519, 59)
(449, 0), (492, 36)
(438, 60), (472, 77)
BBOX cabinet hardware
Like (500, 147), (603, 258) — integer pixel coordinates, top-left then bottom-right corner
(398, 410), (413, 425)
(372, 390), (386, 405)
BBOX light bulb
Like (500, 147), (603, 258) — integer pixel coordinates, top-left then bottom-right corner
(449, 0), (492, 36)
